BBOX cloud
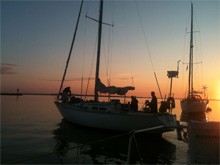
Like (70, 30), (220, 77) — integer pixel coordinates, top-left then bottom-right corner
(0, 63), (18, 74)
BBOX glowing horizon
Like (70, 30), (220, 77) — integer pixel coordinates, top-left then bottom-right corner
(1, 1), (219, 100)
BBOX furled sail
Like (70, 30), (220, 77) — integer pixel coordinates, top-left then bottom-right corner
(97, 78), (135, 95)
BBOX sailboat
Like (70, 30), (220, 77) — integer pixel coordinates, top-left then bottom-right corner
(54, 0), (177, 134)
(180, 3), (208, 113)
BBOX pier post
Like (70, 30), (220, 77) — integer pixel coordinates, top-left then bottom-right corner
(127, 131), (134, 164)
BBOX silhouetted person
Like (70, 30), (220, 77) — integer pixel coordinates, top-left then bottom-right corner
(130, 96), (138, 112)
(149, 91), (158, 113)
(61, 87), (71, 103)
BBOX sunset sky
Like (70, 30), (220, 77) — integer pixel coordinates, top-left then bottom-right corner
(1, 0), (220, 99)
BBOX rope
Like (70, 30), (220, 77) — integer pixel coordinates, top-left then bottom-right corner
(135, 1), (164, 99)
(135, 0), (155, 72)
(57, 0), (84, 98)
(80, 14), (88, 97)
(107, 3), (114, 85)
(84, 30), (98, 98)
(121, 5), (135, 88)
(133, 135), (143, 164)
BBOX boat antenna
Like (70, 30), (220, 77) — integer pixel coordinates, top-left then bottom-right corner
(57, 0), (84, 99)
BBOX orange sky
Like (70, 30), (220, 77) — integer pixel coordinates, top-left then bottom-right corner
(1, 1), (219, 100)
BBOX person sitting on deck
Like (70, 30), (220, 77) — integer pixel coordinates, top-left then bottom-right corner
(69, 96), (83, 104)
(61, 87), (71, 103)
(149, 91), (158, 113)
(130, 96), (138, 112)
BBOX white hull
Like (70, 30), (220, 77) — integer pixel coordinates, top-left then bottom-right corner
(54, 101), (177, 134)
(180, 99), (207, 113)
(188, 121), (220, 164)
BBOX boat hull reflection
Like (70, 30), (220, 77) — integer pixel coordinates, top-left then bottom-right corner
(53, 120), (176, 164)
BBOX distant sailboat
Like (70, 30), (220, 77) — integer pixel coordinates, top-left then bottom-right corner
(54, 0), (177, 134)
(180, 3), (208, 113)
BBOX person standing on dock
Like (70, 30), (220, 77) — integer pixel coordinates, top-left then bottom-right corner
(149, 91), (158, 113)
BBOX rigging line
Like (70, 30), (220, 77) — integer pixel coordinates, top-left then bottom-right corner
(85, 77), (90, 99)
(135, 1), (163, 99)
(193, 12), (204, 87)
(89, 32), (98, 77)
(80, 77), (84, 98)
(57, 0), (84, 98)
(106, 20), (114, 87)
(102, 29), (107, 80)
(81, 15), (88, 97)
(198, 31), (204, 85)
(181, 30), (188, 98)
(131, 77), (134, 87)
(106, 25), (111, 87)
(106, 24), (111, 78)
(121, 4), (135, 87)
(84, 33), (98, 97)
(154, 72), (163, 100)
(108, 2), (114, 85)
(109, 25), (114, 84)
(133, 135), (143, 164)
(135, 0), (155, 72)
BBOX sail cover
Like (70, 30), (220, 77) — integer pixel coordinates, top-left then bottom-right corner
(97, 78), (135, 95)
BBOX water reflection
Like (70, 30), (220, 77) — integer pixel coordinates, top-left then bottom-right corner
(53, 120), (176, 164)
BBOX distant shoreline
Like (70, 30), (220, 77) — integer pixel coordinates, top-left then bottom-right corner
(1, 93), (23, 96)
(1, 93), (219, 101)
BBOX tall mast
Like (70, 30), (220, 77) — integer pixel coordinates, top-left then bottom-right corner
(57, 0), (84, 98)
(94, 0), (103, 101)
(188, 2), (194, 97)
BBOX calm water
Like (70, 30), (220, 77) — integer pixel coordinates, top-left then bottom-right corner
(1, 95), (220, 164)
